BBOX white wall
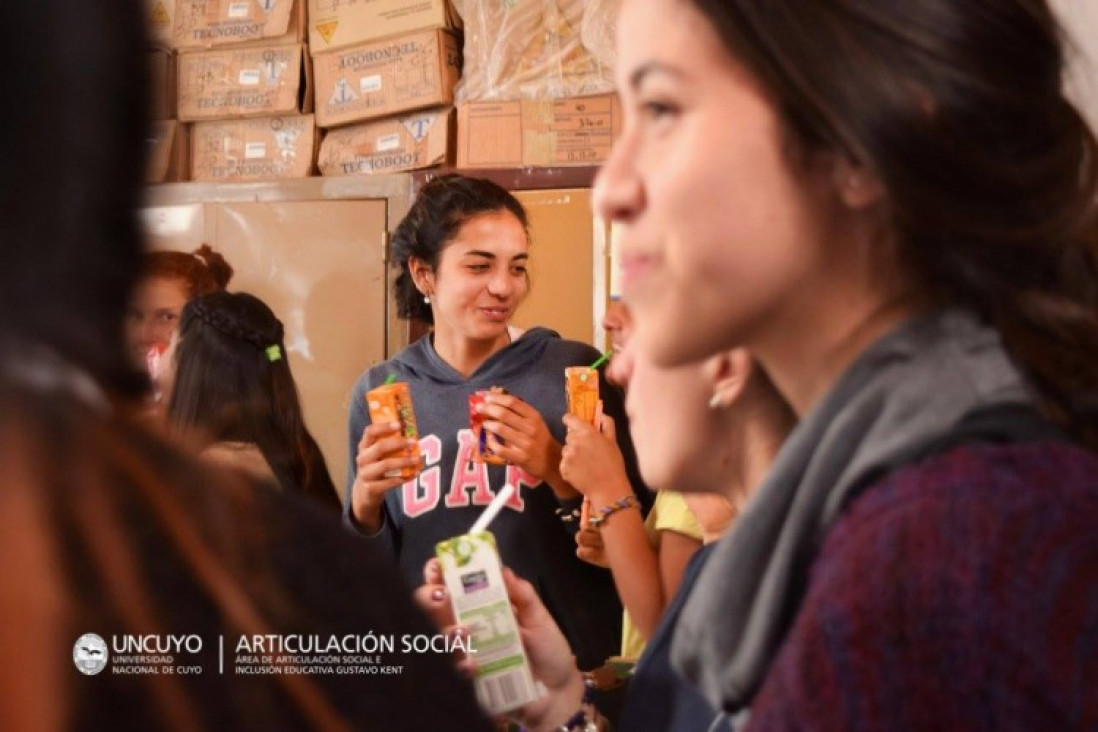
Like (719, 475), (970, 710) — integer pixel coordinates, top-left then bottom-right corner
(1051, 0), (1098, 134)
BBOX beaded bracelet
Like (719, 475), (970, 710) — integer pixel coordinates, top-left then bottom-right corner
(587, 495), (640, 528)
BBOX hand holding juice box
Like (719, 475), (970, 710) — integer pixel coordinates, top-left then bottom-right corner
(366, 379), (422, 480)
(565, 366), (600, 425)
(567, 353), (610, 524)
(469, 386), (509, 464)
(435, 485), (539, 715)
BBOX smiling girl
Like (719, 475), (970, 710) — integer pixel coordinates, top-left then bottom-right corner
(346, 174), (647, 675)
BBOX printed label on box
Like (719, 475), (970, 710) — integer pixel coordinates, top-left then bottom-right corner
(359, 75), (382, 94)
(239, 69), (261, 85)
(375, 133), (400, 151)
(228, 2), (250, 18)
(245, 142), (267, 158)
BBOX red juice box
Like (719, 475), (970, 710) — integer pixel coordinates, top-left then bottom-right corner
(469, 387), (508, 465)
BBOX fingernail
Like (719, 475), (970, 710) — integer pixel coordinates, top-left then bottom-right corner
(430, 587), (446, 602)
(390, 421), (401, 430)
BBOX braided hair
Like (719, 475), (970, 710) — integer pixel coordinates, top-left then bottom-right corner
(168, 292), (338, 511)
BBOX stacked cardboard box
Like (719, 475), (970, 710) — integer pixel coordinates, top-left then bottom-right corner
(142, 0), (317, 183)
(308, 0), (460, 176)
(173, 0), (306, 49)
(191, 115), (317, 181)
(317, 107), (452, 176)
(456, 93), (619, 169)
(306, 0), (458, 55)
(174, 0), (315, 181)
(143, 0), (618, 181)
(451, 0), (620, 169)
(145, 1), (186, 182)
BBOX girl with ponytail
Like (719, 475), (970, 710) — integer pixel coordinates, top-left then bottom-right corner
(166, 291), (339, 512)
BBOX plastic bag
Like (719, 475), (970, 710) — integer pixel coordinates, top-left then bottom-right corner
(451, 0), (619, 103)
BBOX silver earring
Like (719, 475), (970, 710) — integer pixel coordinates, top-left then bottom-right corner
(708, 393), (726, 410)
(423, 294), (431, 304)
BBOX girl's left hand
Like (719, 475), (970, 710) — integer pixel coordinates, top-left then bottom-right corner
(416, 559), (588, 731)
(479, 392), (573, 496)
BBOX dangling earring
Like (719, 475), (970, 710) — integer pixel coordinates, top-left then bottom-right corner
(423, 294), (431, 304)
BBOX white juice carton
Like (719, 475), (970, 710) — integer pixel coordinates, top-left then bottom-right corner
(435, 531), (540, 715)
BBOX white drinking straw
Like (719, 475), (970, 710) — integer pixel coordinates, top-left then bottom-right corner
(469, 483), (515, 534)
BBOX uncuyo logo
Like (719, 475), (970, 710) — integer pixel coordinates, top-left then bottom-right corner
(73, 633), (109, 676)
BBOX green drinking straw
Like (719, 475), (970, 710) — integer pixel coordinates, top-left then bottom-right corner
(589, 348), (613, 370)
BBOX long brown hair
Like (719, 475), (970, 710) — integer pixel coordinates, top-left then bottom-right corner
(690, 0), (1098, 447)
(0, 379), (348, 730)
(168, 292), (340, 511)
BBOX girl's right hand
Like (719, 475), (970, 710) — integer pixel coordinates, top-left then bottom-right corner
(350, 421), (422, 532)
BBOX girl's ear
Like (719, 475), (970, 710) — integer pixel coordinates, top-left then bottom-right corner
(408, 256), (435, 296)
(832, 157), (884, 209)
(705, 348), (752, 410)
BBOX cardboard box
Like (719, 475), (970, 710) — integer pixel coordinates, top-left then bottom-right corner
(318, 107), (451, 175)
(177, 43), (312, 121)
(146, 0), (175, 48)
(173, 0), (305, 50)
(191, 114), (316, 180)
(307, 0), (456, 55)
(146, 120), (190, 183)
(148, 49), (176, 120)
(313, 28), (459, 128)
(456, 93), (620, 168)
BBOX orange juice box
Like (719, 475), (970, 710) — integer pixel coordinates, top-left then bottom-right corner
(565, 366), (600, 424)
(366, 381), (422, 479)
(435, 531), (539, 714)
(469, 387), (508, 465)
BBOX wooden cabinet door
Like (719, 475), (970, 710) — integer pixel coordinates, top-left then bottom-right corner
(512, 188), (609, 349)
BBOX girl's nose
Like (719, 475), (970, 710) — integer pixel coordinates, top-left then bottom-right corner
(593, 131), (644, 224)
(487, 268), (513, 297)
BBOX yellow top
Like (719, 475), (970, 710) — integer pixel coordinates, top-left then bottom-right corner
(619, 490), (703, 660)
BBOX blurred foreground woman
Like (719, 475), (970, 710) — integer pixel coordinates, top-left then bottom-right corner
(595, 0), (1098, 728)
